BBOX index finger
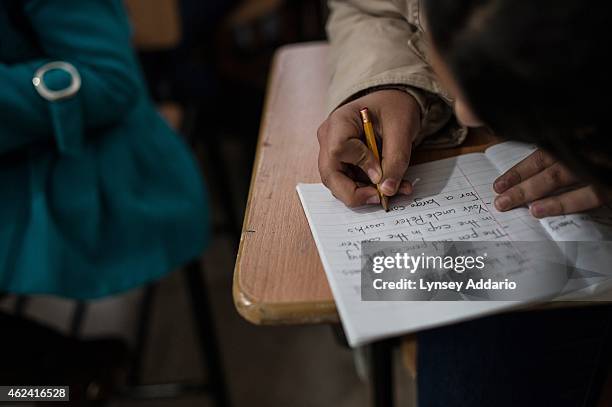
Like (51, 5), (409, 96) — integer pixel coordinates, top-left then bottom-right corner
(494, 163), (577, 211)
(493, 150), (556, 193)
(322, 168), (379, 207)
(529, 186), (604, 218)
(319, 148), (379, 207)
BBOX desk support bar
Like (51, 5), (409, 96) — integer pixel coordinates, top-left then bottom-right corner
(370, 339), (396, 407)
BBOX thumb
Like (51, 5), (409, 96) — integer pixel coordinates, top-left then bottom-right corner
(379, 121), (415, 196)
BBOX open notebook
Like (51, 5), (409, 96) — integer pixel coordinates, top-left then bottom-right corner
(297, 142), (612, 346)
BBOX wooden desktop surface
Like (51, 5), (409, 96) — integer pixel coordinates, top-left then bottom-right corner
(233, 42), (496, 325)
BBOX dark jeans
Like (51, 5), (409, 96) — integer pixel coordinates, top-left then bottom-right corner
(417, 305), (612, 407)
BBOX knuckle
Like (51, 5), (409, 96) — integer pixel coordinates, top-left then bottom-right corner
(355, 146), (370, 167)
(345, 195), (360, 208)
(531, 150), (548, 172)
(384, 151), (410, 176)
(319, 171), (330, 187)
(511, 185), (527, 202)
(318, 162), (331, 187)
(320, 178), (329, 188)
(329, 144), (344, 160)
(329, 190), (342, 203)
(318, 153), (328, 173)
(506, 168), (522, 184)
(316, 121), (329, 143)
(552, 197), (565, 214)
(544, 166), (563, 186)
(393, 150), (411, 166)
(594, 185), (612, 205)
(592, 189), (604, 206)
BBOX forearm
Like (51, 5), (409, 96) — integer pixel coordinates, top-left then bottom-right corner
(326, 0), (462, 146)
(327, 0), (446, 111)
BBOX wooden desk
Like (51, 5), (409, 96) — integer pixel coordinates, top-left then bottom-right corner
(233, 42), (496, 325)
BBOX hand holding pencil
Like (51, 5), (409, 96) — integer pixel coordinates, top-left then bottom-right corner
(316, 89), (421, 208)
(359, 107), (389, 211)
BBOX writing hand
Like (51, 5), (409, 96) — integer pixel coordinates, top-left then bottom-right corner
(493, 149), (609, 218)
(317, 90), (421, 207)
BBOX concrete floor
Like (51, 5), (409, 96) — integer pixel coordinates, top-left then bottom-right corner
(104, 232), (415, 407)
(109, 235), (375, 407)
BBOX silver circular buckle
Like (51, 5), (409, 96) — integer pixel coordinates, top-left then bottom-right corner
(32, 61), (81, 101)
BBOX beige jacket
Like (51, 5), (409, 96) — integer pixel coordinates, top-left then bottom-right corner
(327, 0), (466, 147)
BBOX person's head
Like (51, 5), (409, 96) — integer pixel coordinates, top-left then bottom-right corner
(423, 0), (612, 186)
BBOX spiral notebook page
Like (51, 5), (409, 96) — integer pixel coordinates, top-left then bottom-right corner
(296, 142), (549, 346)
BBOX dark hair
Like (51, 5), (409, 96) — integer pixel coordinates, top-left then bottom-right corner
(424, 0), (612, 186)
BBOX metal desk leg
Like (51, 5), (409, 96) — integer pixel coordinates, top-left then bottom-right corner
(184, 260), (231, 407)
(370, 339), (395, 407)
(130, 284), (156, 386)
(332, 324), (396, 407)
(70, 301), (87, 338)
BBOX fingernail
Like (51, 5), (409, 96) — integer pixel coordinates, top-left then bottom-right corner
(367, 168), (381, 184)
(366, 195), (380, 205)
(530, 204), (544, 218)
(494, 195), (511, 211)
(494, 180), (508, 193)
(381, 179), (398, 195)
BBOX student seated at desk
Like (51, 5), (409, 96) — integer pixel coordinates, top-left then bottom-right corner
(0, 0), (208, 298)
(318, 0), (612, 406)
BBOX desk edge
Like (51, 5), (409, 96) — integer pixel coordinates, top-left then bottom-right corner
(232, 43), (338, 325)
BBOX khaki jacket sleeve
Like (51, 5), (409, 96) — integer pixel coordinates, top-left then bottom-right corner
(327, 0), (466, 147)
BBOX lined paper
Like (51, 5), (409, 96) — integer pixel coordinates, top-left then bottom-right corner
(297, 142), (612, 346)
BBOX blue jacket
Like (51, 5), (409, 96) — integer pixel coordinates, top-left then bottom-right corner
(0, 0), (209, 298)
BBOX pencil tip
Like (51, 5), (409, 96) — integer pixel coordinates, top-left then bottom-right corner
(381, 196), (389, 212)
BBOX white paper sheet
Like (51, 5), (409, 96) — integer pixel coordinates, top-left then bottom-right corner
(297, 142), (612, 346)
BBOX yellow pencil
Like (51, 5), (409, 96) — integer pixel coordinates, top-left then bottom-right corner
(359, 108), (389, 211)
